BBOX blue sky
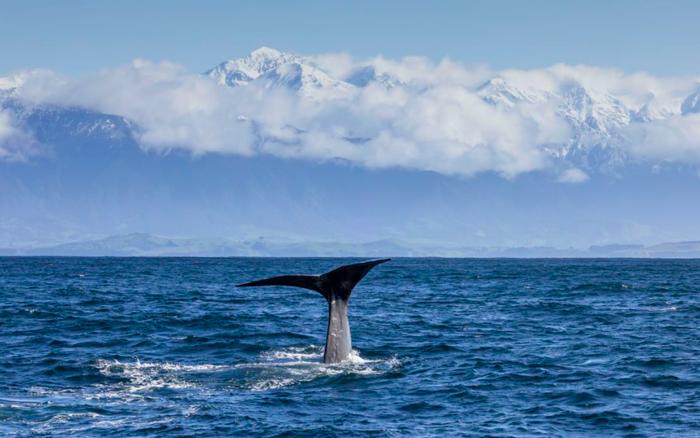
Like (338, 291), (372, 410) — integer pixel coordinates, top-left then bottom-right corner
(1, 0), (699, 75)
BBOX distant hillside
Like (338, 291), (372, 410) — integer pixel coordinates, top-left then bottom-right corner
(3, 233), (700, 258)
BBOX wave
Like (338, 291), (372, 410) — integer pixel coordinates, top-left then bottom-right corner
(233, 345), (401, 391)
(86, 346), (400, 396)
(93, 359), (231, 394)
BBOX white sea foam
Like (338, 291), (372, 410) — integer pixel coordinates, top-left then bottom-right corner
(239, 345), (401, 392)
(33, 351), (398, 403)
(94, 359), (230, 393)
(261, 344), (323, 361)
(96, 359), (230, 373)
(30, 412), (103, 434)
(249, 378), (296, 391)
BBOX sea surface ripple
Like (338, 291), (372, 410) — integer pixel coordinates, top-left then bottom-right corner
(1, 257), (700, 436)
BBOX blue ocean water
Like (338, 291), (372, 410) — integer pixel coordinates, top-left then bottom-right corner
(1, 257), (700, 436)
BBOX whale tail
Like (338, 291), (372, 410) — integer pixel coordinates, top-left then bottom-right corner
(237, 258), (390, 363)
(237, 258), (390, 301)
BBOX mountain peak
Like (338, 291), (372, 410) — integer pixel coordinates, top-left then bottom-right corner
(206, 47), (300, 87)
(477, 77), (549, 107)
(206, 48), (355, 100)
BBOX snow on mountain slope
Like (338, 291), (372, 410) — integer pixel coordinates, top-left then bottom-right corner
(257, 62), (356, 100)
(477, 77), (631, 137)
(206, 46), (301, 86)
(681, 88), (700, 114)
(205, 49), (654, 169)
(474, 76), (685, 168)
(206, 46), (354, 100)
(344, 65), (404, 89)
(475, 78), (617, 167)
(2, 47), (700, 176)
(559, 85), (630, 136)
(1, 98), (135, 144)
(477, 77), (552, 107)
(632, 94), (679, 122)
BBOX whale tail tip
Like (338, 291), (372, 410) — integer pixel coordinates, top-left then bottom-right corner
(237, 258), (390, 300)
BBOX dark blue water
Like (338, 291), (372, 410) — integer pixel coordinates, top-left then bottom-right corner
(1, 258), (700, 436)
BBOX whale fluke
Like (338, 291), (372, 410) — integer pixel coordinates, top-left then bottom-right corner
(237, 275), (322, 293)
(237, 258), (390, 363)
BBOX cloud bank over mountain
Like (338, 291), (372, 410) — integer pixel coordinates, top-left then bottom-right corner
(3, 47), (700, 249)
(2, 47), (700, 179)
(0, 108), (35, 161)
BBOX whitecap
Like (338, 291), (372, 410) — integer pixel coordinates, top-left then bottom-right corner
(238, 345), (401, 391)
(261, 344), (323, 361)
(94, 359), (230, 393)
(95, 359), (230, 373)
(249, 378), (296, 391)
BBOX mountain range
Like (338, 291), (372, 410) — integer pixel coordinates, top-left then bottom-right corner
(1, 48), (700, 250)
(3, 46), (699, 171)
(3, 233), (700, 258)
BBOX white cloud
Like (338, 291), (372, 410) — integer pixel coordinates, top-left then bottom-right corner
(558, 168), (589, 183)
(626, 113), (700, 163)
(0, 109), (35, 162)
(16, 61), (258, 155)
(11, 58), (568, 177)
(5, 50), (700, 178)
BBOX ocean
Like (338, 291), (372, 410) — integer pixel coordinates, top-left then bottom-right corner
(1, 257), (699, 436)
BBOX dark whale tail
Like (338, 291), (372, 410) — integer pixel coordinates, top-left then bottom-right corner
(237, 258), (390, 300)
(237, 258), (390, 363)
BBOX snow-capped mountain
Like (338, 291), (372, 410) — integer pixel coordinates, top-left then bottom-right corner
(476, 77), (629, 167)
(206, 46), (301, 87)
(632, 95), (678, 122)
(344, 65), (404, 89)
(1, 98), (135, 145)
(204, 48), (699, 171)
(477, 77), (633, 139)
(559, 86), (630, 136)
(474, 75), (695, 169)
(206, 46), (355, 100)
(256, 62), (355, 100)
(4, 48), (700, 249)
(205, 47), (407, 100)
(2, 47), (700, 174)
(476, 77), (551, 107)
